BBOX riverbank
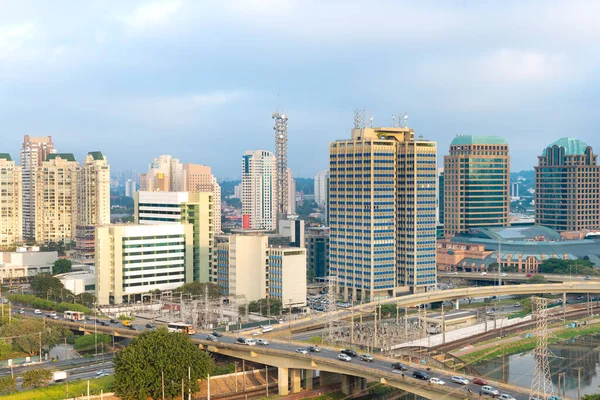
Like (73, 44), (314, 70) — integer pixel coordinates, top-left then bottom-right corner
(457, 319), (600, 364)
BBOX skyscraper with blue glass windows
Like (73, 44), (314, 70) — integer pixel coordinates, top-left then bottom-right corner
(329, 125), (437, 301)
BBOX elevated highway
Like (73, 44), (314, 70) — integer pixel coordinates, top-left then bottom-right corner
(439, 272), (596, 283)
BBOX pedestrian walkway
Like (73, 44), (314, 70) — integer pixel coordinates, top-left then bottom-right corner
(49, 344), (81, 361)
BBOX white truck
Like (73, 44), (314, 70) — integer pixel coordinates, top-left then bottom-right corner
(52, 371), (67, 382)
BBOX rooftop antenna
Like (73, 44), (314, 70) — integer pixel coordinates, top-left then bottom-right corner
(400, 112), (408, 128)
(391, 114), (395, 128)
(369, 114), (374, 128)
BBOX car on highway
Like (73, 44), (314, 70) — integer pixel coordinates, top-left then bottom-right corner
(472, 377), (488, 385)
(412, 370), (430, 380)
(501, 273), (507, 277)
(46, 313), (59, 320)
(498, 394), (516, 400)
(391, 362), (408, 371)
(337, 353), (352, 362)
(480, 271), (487, 275)
(211, 332), (223, 337)
(109, 319), (118, 324)
(448, 271), (458, 275)
(526, 273), (533, 277)
(236, 337), (246, 344)
(145, 323), (155, 330)
(451, 376), (469, 385)
(128, 324), (138, 331)
(96, 370), (107, 377)
(98, 320), (108, 326)
(307, 346), (320, 353)
(360, 354), (373, 362)
(256, 339), (269, 346)
(295, 348), (308, 354)
(340, 349), (357, 357)
(18, 308), (25, 314)
(480, 385), (499, 397)
(429, 377), (445, 385)
(513, 303), (522, 307)
(34, 309), (42, 315)
(585, 276), (591, 280)
(20, 361), (35, 367)
(206, 335), (218, 341)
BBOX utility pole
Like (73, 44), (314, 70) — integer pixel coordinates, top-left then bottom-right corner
(576, 367), (583, 400)
(529, 297), (555, 400)
(373, 306), (378, 349)
(39, 332), (42, 363)
(441, 303), (446, 344)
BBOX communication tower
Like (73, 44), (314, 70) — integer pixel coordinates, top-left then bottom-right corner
(272, 109), (289, 219)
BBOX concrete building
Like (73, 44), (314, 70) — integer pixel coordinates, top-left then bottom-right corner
(0, 247), (58, 281)
(314, 170), (328, 206)
(20, 135), (56, 240)
(56, 269), (96, 295)
(34, 154), (79, 243)
(287, 168), (296, 215)
(95, 224), (193, 305)
(511, 182), (519, 199)
(268, 247), (307, 307)
(135, 191), (214, 283)
(305, 228), (329, 280)
(329, 124), (437, 300)
(242, 150), (277, 230)
(233, 183), (242, 199)
(139, 155), (183, 192)
(278, 218), (305, 247)
(444, 135), (510, 238)
(535, 138), (600, 231)
(125, 179), (136, 198)
(0, 154), (22, 247)
(437, 169), (444, 225)
(216, 231), (268, 301)
(182, 163), (222, 234)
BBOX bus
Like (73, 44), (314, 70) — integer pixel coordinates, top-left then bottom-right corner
(167, 322), (195, 335)
(64, 311), (85, 321)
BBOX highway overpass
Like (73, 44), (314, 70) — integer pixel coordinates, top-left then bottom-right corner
(439, 271), (596, 283)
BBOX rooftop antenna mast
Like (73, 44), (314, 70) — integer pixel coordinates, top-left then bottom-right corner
(273, 97), (289, 220)
(400, 112), (408, 128)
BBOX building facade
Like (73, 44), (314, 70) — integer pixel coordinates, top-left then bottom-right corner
(0, 154), (21, 247)
(34, 154), (79, 243)
(182, 163), (222, 234)
(329, 125), (437, 300)
(278, 218), (305, 247)
(241, 150), (277, 230)
(77, 152), (110, 226)
(125, 179), (136, 198)
(535, 138), (600, 231)
(268, 247), (307, 307)
(314, 170), (328, 206)
(443, 135), (510, 238)
(20, 136), (56, 240)
(139, 155), (183, 192)
(287, 168), (296, 215)
(95, 224), (193, 305)
(306, 229), (329, 280)
(135, 191), (214, 283)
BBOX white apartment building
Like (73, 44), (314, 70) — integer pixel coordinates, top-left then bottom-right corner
(314, 169), (328, 206)
(125, 179), (136, 198)
(139, 155), (183, 192)
(95, 224), (193, 305)
(0, 154), (21, 247)
(77, 152), (110, 226)
(135, 191), (214, 283)
(0, 248), (58, 281)
(268, 247), (307, 307)
(287, 168), (296, 215)
(242, 150), (277, 230)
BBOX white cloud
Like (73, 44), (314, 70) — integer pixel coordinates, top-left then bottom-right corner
(475, 49), (568, 83)
(0, 21), (37, 59)
(120, 0), (182, 31)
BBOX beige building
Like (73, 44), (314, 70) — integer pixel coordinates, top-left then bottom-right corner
(139, 155), (183, 192)
(286, 168), (296, 215)
(135, 191), (214, 283)
(444, 135), (510, 238)
(0, 154), (22, 247)
(268, 247), (307, 307)
(182, 163), (222, 234)
(20, 135), (56, 240)
(34, 154), (79, 243)
(242, 150), (277, 230)
(95, 224), (193, 305)
(0, 248), (58, 281)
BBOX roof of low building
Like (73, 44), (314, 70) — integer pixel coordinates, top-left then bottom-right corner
(456, 225), (562, 242)
(88, 151), (104, 160)
(0, 153), (12, 161)
(46, 153), (76, 162)
(450, 135), (507, 146)
(541, 137), (590, 156)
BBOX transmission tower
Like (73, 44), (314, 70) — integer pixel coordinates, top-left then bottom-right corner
(324, 275), (338, 345)
(529, 297), (555, 400)
(272, 109), (289, 219)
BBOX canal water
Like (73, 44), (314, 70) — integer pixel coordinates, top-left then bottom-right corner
(474, 333), (600, 397)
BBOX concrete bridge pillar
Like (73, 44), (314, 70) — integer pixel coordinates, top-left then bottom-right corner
(454, 300), (460, 310)
(321, 371), (341, 387)
(290, 368), (301, 394)
(305, 370), (314, 390)
(278, 367), (289, 396)
(341, 374), (366, 395)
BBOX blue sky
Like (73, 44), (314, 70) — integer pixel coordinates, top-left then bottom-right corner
(2, 0), (600, 180)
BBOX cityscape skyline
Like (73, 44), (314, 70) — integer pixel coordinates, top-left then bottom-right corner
(3, 1), (600, 178)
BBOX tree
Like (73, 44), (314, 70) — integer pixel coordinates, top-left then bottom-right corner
(246, 298), (282, 316)
(0, 339), (11, 359)
(0, 376), (16, 395)
(583, 395), (600, 400)
(528, 274), (547, 284)
(52, 259), (72, 275)
(174, 282), (220, 299)
(73, 334), (111, 352)
(21, 368), (52, 389)
(30, 274), (66, 299)
(0, 319), (63, 356)
(114, 328), (214, 400)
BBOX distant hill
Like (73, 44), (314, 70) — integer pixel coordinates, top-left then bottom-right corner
(221, 180), (241, 198)
(296, 177), (314, 194)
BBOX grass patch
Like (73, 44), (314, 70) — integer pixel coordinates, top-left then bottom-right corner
(463, 321), (600, 365)
(212, 362), (235, 376)
(0, 376), (113, 400)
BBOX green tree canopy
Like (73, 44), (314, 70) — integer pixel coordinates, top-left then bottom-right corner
(0, 376), (16, 395)
(527, 274), (547, 284)
(247, 298), (282, 316)
(583, 395), (600, 400)
(0, 319), (64, 356)
(538, 258), (598, 276)
(21, 368), (52, 389)
(30, 274), (66, 299)
(114, 328), (214, 400)
(0, 339), (11, 359)
(52, 259), (72, 275)
(174, 282), (220, 299)
(73, 334), (111, 352)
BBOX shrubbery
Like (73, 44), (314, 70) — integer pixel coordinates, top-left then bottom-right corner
(6, 294), (90, 314)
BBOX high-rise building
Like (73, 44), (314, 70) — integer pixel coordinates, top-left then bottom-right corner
(306, 228), (329, 281)
(241, 150), (277, 230)
(273, 111), (289, 220)
(535, 138), (600, 231)
(125, 179), (136, 198)
(329, 123), (437, 300)
(182, 163), (222, 234)
(95, 223), (193, 305)
(34, 154), (79, 243)
(74, 152), (111, 264)
(511, 182), (519, 199)
(20, 135), (56, 240)
(135, 191), (214, 283)
(314, 170), (328, 206)
(139, 155), (183, 192)
(0, 154), (22, 247)
(437, 169), (444, 225)
(444, 135), (510, 237)
(287, 168), (296, 215)
(233, 183), (242, 199)
(278, 218), (304, 247)
(267, 247), (307, 308)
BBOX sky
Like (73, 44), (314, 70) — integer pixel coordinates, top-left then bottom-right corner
(2, 0), (600, 180)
